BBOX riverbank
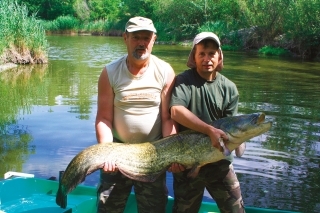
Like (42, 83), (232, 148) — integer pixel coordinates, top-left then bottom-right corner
(48, 30), (320, 61)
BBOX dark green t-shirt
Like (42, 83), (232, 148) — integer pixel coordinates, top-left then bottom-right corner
(170, 68), (239, 131)
(170, 68), (239, 161)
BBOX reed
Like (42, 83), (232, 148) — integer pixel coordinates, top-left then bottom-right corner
(0, 0), (48, 64)
(43, 15), (80, 33)
(43, 17), (112, 35)
(81, 19), (110, 35)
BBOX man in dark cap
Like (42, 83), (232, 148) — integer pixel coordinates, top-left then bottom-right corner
(169, 32), (246, 213)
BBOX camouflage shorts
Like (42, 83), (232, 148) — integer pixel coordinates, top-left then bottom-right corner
(97, 170), (168, 213)
(172, 159), (245, 213)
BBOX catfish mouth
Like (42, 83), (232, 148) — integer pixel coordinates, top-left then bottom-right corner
(256, 112), (266, 124)
(246, 112), (268, 127)
(225, 112), (272, 143)
(253, 113), (273, 130)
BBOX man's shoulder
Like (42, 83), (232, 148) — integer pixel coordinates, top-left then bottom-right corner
(106, 55), (127, 73)
(217, 73), (238, 94)
(150, 55), (174, 81)
(110, 55), (126, 63)
(176, 68), (199, 84)
(218, 73), (236, 86)
(150, 54), (170, 66)
(107, 55), (126, 67)
(177, 68), (194, 78)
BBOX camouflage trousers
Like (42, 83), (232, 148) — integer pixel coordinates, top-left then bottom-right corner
(172, 159), (245, 213)
(97, 170), (168, 213)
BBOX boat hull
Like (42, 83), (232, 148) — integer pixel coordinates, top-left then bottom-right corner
(0, 177), (300, 213)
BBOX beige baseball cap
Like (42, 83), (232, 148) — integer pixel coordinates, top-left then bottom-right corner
(187, 32), (223, 70)
(125, 16), (157, 33)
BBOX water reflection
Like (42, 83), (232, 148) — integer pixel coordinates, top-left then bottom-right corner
(0, 35), (319, 212)
(0, 64), (47, 176)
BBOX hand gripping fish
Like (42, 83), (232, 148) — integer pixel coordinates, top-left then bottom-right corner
(56, 112), (272, 208)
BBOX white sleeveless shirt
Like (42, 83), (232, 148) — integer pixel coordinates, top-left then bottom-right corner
(106, 55), (170, 143)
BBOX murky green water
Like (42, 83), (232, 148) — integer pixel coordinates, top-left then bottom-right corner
(0, 35), (319, 212)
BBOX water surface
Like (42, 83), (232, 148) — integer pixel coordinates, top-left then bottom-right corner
(0, 35), (319, 212)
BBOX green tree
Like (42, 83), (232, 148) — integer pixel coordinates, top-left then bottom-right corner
(123, 0), (153, 17)
(18, 0), (76, 20)
(283, 0), (320, 58)
(153, 0), (206, 40)
(73, 0), (90, 20)
(243, 0), (291, 43)
(14, 0), (320, 59)
(87, 0), (122, 21)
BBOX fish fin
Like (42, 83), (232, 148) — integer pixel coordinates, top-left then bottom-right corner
(219, 138), (231, 156)
(118, 168), (164, 182)
(187, 165), (201, 179)
(56, 184), (67, 208)
(223, 146), (231, 156)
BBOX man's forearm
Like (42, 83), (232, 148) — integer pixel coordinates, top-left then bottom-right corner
(162, 119), (178, 138)
(171, 105), (209, 134)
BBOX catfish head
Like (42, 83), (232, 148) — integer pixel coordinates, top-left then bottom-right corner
(212, 112), (272, 152)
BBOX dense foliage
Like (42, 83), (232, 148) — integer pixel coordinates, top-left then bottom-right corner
(16, 0), (76, 20)
(10, 0), (320, 59)
(0, 0), (48, 64)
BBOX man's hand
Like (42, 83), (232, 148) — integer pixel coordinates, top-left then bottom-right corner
(168, 163), (185, 173)
(102, 160), (118, 172)
(207, 127), (227, 149)
(207, 126), (230, 155)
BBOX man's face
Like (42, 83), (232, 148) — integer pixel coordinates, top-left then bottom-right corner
(124, 30), (156, 60)
(194, 40), (220, 75)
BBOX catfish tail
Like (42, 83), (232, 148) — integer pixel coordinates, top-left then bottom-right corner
(56, 183), (67, 208)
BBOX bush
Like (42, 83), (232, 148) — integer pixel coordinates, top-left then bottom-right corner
(283, 0), (320, 58)
(0, 0), (48, 64)
(52, 15), (79, 31)
(258, 46), (291, 57)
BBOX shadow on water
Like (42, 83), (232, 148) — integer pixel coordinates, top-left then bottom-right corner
(0, 35), (319, 212)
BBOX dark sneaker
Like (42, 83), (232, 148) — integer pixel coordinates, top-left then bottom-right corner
(235, 142), (246, 157)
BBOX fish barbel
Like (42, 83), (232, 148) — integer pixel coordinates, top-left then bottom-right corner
(56, 112), (272, 208)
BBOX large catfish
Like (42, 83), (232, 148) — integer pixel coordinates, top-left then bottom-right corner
(56, 112), (272, 208)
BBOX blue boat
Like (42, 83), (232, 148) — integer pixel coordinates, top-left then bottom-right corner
(0, 172), (300, 213)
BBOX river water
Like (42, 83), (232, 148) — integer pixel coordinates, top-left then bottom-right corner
(0, 35), (319, 212)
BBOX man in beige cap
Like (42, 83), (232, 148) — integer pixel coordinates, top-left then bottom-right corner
(169, 32), (246, 213)
(95, 16), (177, 213)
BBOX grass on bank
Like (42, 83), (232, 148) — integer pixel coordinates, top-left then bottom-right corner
(42, 16), (123, 36)
(0, 0), (48, 65)
(258, 46), (291, 57)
